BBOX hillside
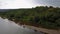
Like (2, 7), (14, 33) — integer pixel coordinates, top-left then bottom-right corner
(0, 6), (60, 29)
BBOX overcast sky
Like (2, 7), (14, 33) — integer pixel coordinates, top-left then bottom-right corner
(0, 0), (60, 9)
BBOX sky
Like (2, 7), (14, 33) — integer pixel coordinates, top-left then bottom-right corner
(0, 0), (60, 9)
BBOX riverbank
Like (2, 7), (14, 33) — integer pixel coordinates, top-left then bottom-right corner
(21, 25), (60, 34)
(15, 21), (60, 34)
(1, 17), (60, 34)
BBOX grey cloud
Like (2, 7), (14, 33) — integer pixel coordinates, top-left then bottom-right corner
(32, 0), (60, 7)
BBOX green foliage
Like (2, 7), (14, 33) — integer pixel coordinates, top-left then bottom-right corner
(0, 6), (60, 29)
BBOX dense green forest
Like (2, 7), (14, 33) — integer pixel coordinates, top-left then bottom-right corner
(0, 6), (60, 29)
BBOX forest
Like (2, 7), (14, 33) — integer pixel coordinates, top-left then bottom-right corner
(0, 6), (60, 29)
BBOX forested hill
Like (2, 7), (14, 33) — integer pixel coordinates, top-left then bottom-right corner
(0, 9), (10, 12)
(0, 6), (60, 29)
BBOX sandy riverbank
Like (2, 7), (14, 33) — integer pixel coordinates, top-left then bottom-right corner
(21, 25), (60, 34)
(1, 17), (60, 34)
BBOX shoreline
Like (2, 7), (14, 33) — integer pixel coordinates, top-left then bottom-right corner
(1, 17), (60, 34)
(22, 25), (60, 34)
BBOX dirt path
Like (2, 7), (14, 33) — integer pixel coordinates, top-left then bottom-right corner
(23, 25), (60, 34)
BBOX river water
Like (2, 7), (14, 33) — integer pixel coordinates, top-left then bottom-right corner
(0, 17), (44, 34)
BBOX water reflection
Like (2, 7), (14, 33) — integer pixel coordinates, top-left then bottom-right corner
(0, 17), (44, 34)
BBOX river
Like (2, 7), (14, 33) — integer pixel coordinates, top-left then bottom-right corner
(0, 17), (44, 34)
